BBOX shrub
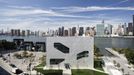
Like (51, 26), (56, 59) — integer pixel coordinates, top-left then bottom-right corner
(22, 51), (29, 58)
(14, 53), (22, 59)
(29, 53), (33, 57)
(125, 49), (134, 64)
(35, 68), (62, 75)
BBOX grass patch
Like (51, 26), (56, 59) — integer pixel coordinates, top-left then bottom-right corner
(13, 51), (34, 59)
(35, 63), (45, 68)
(35, 55), (46, 68)
(112, 48), (126, 54)
(72, 69), (108, 75)
(112, 48), (134, 65)
(35, 68), (62, 75)
(95, 67), (104, 71)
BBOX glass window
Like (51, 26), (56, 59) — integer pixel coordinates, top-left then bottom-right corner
(50, 59), (64, 65)
(54, 43), (69, 53)
(77, 51), (89, 60)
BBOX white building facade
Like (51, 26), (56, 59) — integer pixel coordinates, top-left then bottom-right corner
(45, 36), (94, 69)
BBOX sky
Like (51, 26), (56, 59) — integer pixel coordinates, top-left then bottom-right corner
(0, 0), (134, 31)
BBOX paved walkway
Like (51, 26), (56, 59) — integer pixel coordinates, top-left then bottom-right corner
(102, 56), (122, 75)
(105, 48), (134, 75)
(2, 51), (46, 74)
(0, 58), (15, 75)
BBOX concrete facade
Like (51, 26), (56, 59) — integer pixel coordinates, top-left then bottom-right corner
(46, 36), (94, 69)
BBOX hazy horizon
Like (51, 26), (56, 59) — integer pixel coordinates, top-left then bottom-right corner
(0, 0), (134, 31)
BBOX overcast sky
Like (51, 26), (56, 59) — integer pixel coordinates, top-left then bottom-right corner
(0, 0), (134, 31)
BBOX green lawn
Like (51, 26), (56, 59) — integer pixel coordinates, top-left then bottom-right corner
(35, 68), (62, 75)
(72, 69), (108, 75)
(95, 67), (104, 71)
(35, 63), (45, 68)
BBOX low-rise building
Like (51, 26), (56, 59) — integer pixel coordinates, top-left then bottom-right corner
(45, 36), (94, 69)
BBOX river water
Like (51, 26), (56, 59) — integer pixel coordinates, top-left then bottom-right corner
(94, 37), (134, 55)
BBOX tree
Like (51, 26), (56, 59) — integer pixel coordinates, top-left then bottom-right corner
(121, 68), (124, 74)
(94, 45), (103, 58)
(29, 53), (33, 57)
(117, 63), (120, 69)
(125, 49), (134, 64)
(39, 55), (46, 66)
(22, 51), (28, 58)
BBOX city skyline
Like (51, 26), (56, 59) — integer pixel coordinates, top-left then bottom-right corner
(0, 0), (134, 31)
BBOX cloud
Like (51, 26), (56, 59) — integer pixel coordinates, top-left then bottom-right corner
(0, 6), (93, 19)
(108, 0), (129, 6)
(52, 6), (134, 13)
(2, 9), (57, 17)
(0, 5), (132, 31)
(2, 5), (134, 18)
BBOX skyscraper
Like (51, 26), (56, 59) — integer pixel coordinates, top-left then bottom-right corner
(107, 24), (112, 35)
(11, 29), (15, 36)
(133, 15), (134, 36)
(72, 27), (76, 36)
(58, 27), (62, 36)
(123, 23), (127, 35)
(26, 30), (30, 36)
(21, 30), (25, 36)
(79, 27), (84, 36)
(68, 28), (72, 36)
(61, 26), (64, 36)
(64, 29), (68, 36)
(96, 24), (105, 35)
(128, 23), (133, 35)
(17, 29), (20, 36)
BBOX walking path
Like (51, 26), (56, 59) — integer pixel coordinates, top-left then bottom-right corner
(102, 56), (122, 75)
(0, 58), (15, 75)
(1, 51), (46, 75)
(105, 48), (134, 75)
